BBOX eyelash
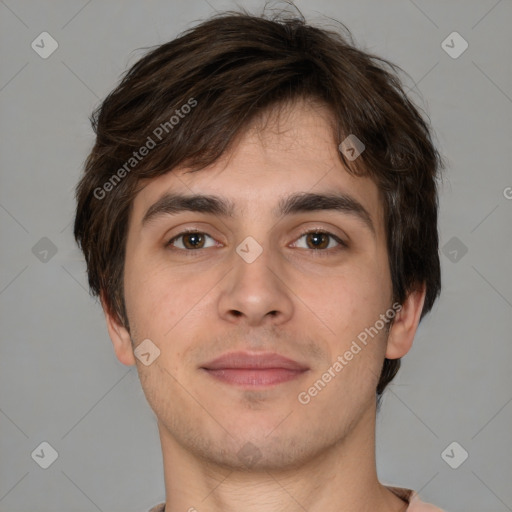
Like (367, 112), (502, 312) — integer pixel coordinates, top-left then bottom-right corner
(165, 228), (347, 257)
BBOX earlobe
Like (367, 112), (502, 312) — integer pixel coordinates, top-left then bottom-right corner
(100, 293), (136, 366)
(385, 284), (427, 360)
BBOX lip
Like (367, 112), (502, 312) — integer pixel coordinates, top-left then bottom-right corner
(200, 351), (309, 387)
(202, 351), (309, 371)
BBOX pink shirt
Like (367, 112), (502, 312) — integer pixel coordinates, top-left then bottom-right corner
(388, 486), (445, 511)
(147, 486), (445, 511)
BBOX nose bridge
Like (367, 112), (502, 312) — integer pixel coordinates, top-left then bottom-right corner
(234, 236), (277, 289)
(217, 235), (293, 325)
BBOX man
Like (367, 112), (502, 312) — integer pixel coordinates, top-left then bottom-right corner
(74, 6), (446, 512)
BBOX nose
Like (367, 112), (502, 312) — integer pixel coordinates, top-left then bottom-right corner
(217, 241), (294, 327)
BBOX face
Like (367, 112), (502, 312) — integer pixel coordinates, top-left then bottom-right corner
(107, 100), (416, 471)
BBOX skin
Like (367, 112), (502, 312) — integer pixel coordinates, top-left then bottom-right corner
(104, 99), (426, 512)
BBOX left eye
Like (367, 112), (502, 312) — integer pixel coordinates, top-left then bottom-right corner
(291, 231), (345, 251)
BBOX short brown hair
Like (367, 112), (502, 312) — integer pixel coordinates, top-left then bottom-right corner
(74, 6), (444, 396)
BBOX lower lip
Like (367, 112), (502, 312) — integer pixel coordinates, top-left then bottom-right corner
(203, 368), (308, 387)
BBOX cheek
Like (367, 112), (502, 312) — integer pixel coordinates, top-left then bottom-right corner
(123, 251), (172, 339)
(124, 236), (179, 309)
(125, 275), (178, 339)
(301, 263), (390, 339)
(300, 272), (392, 400)
(123, 257), (215, 361)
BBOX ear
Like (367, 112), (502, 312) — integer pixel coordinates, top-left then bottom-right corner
(100, 292), (136, 366)
(385, 283), (427, 359)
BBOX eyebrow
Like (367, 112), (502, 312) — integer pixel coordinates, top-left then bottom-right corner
(141, 192), (375, 235)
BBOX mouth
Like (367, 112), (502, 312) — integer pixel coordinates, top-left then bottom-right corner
(200, 351), (310, 387)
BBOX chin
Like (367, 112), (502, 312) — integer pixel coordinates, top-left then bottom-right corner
(204, 436), (323, 472)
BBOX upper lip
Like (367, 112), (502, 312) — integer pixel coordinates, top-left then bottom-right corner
(201, 351), (309, 371)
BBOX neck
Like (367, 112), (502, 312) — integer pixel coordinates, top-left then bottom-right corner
(158, 404), (406, 512)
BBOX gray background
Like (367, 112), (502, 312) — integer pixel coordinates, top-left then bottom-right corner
(1, 0), (511, 511)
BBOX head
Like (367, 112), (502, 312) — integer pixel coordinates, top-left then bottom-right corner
(74, 8), (443, 469)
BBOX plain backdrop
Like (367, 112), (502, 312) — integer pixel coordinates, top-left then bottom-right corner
(1, 1), (511, 511)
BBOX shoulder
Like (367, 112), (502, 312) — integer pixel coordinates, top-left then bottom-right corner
(407, 491), (446, 511)
(386, 485), (446, 511)
(147, 503), (165, 512)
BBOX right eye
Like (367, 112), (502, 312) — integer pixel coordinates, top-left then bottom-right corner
(166, 230), (219, 251)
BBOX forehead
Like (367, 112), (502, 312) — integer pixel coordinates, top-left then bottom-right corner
(130, 100), (384, 229)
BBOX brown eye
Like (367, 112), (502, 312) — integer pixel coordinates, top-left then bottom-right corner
(291, 230), (347, 255)
(181, 232), (205, 249)
(305, 232), (330, 249)
(167, 231), (216, 251)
